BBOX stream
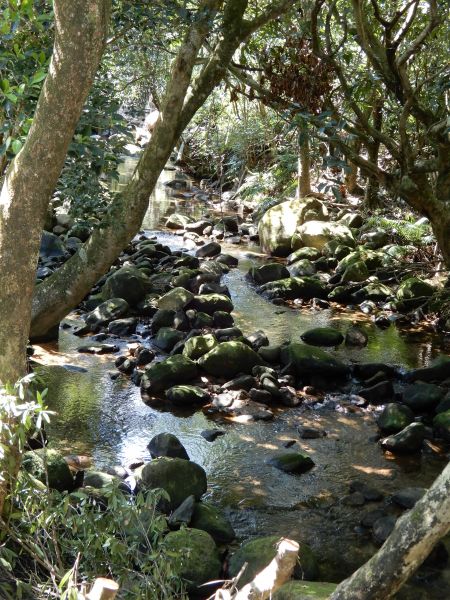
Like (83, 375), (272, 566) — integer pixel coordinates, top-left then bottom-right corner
(35, 152), (450, 592)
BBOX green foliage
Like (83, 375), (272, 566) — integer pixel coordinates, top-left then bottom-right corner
(365, 214), (432, 246)
(0, 0), (53, 169)
(5, 480), (185, 599)
(0, 379), (186, 599)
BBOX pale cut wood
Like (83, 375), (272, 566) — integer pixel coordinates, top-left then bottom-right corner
(233, 538), (299, 600)
(86, 578), (119, 600)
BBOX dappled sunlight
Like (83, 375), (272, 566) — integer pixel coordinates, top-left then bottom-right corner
(352, 465), (395, 478)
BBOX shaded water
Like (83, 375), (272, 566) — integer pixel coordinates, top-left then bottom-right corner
(35, 156), (450, 589)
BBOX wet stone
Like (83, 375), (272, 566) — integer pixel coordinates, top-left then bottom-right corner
(201, 429), (225, 442)
(349, 481), (383, 501)
(342, 492), (365, 506)
(372, 515), (396, 545)
(148, 433), (189, 460)
(267, 452), (315, 474)
(298, 425), (326, 439)
(77, 344), (119, 355)
(392, 487), (426, 509)
(360, 509), (387, 528)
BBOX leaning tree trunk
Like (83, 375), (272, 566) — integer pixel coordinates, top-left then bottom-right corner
(329, 462), (450, 600)
(0, 0), (110, 383)
(31, 0), (296, 337)
(0, 0), (110, 517)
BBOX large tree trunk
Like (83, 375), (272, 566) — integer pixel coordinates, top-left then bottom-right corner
(31, 0), (296, 337)
(0, 0), (110, 517)
(329, 462), (450, 599)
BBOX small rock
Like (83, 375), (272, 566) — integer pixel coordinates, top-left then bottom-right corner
(392, 487), (426, 509)
(372, 516), (396, 545)
(267, 452), (314, 474)
(201, 429), (225, 442)
(342, 492), (365, 506)
(298, 425), (326, 439)
(148, 433), (189, 460)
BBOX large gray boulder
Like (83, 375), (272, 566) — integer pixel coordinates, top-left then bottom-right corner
(295, 220), (354, 251)
(258, 198), (328, 256)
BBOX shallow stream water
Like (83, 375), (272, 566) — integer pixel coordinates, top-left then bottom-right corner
(35, 156), (450, 592)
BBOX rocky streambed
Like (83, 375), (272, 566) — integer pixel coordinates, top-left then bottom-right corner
(29, 163), (450, 598)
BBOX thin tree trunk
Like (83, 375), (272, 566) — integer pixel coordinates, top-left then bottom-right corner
(297, 129), (312, 198)
(329, 462), (450, 600)
(364, 99), (383, 209)
(344, 141), (362, 194)
(0, 0), (110, 516)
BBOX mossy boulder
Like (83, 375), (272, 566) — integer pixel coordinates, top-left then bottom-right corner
(140, 355), (198, 395)
(189, 294), (233, 315)
(290, 259), (316, 277)
(287, 247), (321, 264)
(248, 263), (290, 285)
(22, 449), (74, 492)
(352, 282), (393, 302)
(83, 470), (116, 489)
(433, 410), (450, 441)
(148, 433), (189, 460)
(158, 287), (194, 311)
(136, 458), (207, 511)
(191, 502), (236, 543)
(259, 277), (327, 300)
(301, 327), (344, 347)
(405, 355), (450, 383)
(273, 581), (337, 600)
(153, 327), (185, 352)
(229, 536), (318, 587)
(296, 220), (354, 251)
(85, 298), (129, 331)
(341, 260), (369, 283)
(101, 266), (149, 305)
(402, 382), (445, 412)
(183, 334), (218, 360)
(258, 198), (328, 256)
(280, 342), (349, 379)
(166, 385), (210, 406)
(380, 422), (426, 453)
(377, 404), (415, 433)
(267, 451), (315, 474)
(396, 277), (434, 300)
(164, 528), (221, 593)
(198, 341), (261, 378)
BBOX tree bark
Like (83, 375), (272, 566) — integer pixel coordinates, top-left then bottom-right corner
(0, 0), (110, 519)
(0, 0), (110, 384)
(329, 462), (450, 600)
(297, 128), (312, 198)
(30, 0), (297, 337)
